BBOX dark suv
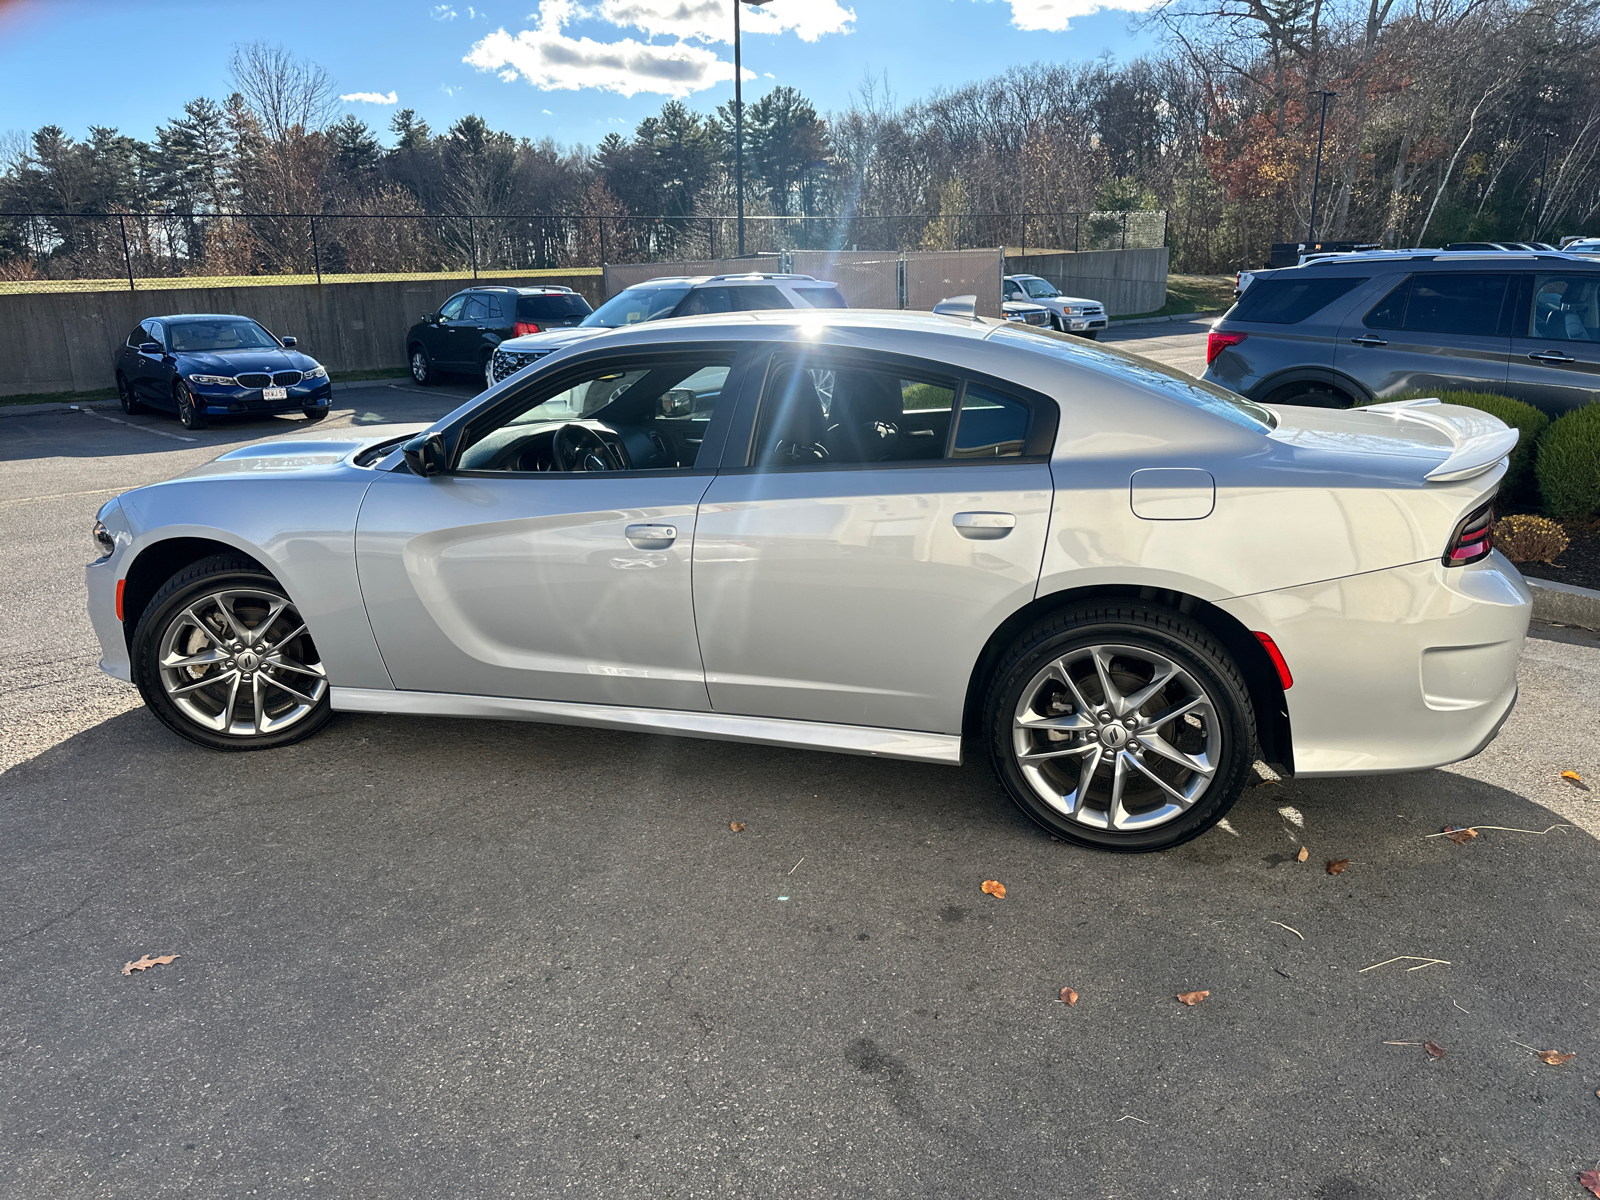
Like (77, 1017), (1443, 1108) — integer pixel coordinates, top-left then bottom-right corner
(1203, 252), (1600, 414)
(406, 285), (592, 386)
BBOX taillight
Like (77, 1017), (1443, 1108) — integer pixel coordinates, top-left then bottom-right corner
(1443, 498), (1495, 567)
(513, 321), (541, 337)
(1206, 330), (1247, 365)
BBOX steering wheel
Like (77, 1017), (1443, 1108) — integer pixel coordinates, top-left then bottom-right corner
(552, 423), (626, 472)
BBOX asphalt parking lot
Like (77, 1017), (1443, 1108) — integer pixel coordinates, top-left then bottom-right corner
(4, 333), (1600, 1199)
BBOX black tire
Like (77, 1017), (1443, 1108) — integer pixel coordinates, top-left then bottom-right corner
(301, 407), (328, 423)
(174, 380), (208, 430)
(1080, 330), (1099, 340)
(116, 372), (140, 414)
(130, 554), (332, 752)
(409, 345), (433, 386)
(984, 602), (1257, 852)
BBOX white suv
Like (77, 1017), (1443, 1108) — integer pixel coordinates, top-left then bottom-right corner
(488, 273), (846, 388)
(1002, 274), (1108, 338)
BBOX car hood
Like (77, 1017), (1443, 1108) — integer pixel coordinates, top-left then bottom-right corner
(175, 348), (318, 373)
(167, 425), (426, 481)
(496, 326), (611, 353)
(1266, 399), (1515, 481)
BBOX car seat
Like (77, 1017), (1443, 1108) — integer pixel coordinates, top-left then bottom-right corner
(824, 370), (902, 463)
(760, 368), (829, 464)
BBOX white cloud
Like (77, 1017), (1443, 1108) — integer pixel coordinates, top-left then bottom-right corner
(598, 0), (855, 43)
(542, 108), (553, 114)
(341, 90), (399, 104)
(996, 0), (1157, 31)
(466, 0), (737, 98)
(431, 4), (457, 20)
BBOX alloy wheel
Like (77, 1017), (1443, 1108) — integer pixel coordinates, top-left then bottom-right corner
(1011, 643), (1220, 833)
(117, 373), (138, 413)
(156, 587), (327, 737)
(410, 350), (430, 385)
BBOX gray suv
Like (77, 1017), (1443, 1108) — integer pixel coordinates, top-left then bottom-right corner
(1202, 252), (1600, 414)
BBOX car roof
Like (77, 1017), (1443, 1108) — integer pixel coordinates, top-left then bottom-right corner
(149, 313), (265, 323)
(455, 285), (576, 295)
(1004, 274), (1046, 282)
(622, 273), (828, 289)
(1266, 250), (1600, 273)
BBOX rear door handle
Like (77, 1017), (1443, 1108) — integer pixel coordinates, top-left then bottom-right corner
(953, 511), (1015, 540)
(1349, 336), (1388, 347)
(625, 523), (677, 549)
(1528, 350), (1577, 364)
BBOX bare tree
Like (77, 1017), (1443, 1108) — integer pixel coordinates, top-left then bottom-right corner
(228, 41), (338, 143)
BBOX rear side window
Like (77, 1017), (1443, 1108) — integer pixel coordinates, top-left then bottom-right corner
(1367, 272), (1512, 336)
(733, 285), (792, 311)
(792, 286), (847, 309)
(516, 293), (591, 322)
(951, 384), (1030, 458)
(1230, 276), (1366, 324)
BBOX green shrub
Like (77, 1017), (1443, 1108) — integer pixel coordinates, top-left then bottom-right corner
(1536, 402), (1600, 520)
(1361, 390), (1548, 502)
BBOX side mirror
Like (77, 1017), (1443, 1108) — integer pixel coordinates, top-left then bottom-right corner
(660, 388), (695, 417)
(280, 336), (297, 348)
(402, 431), (448, 478)
(421, 313), (435, 324)
(138, 341), (162, 355)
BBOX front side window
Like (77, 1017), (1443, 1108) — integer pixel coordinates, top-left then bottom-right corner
(1530, 274), (1600, 342)
(438, 294), (468, 321)
(1229, 276), (1366, 324)
(140, 320), (164, 348)
(582, 286), (691, 327)
(168, 320), (279, 352)
(1003, 280), (1023, 301)
(1368, 272), (1511, 336)
(126, 325), (147, 347)
(456, 354), (732, 473)
(461, 294), (493, 321)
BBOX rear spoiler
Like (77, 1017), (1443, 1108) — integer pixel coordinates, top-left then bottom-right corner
(1363, 397), (1520, 483)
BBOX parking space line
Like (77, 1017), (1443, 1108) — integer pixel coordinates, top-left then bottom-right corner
(0, 485), (125, 507)
(80, 410), (196, 443)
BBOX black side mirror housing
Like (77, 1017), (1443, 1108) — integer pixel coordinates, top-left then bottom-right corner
(421, 313), (435, 324)
(138, 341), (162, 355)
(281, 336), (297, 348)
(402, 431), (448, 477)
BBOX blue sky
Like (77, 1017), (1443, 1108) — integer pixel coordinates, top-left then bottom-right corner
(0, 0), (1154, 150)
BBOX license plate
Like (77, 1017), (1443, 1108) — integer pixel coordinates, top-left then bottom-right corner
(263, 386), (287, 400)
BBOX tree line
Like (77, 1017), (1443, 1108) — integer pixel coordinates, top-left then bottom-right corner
(3, 2), (1598, 280)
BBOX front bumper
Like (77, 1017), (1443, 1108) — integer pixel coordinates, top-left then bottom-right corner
(1218, 552), (1531, 776)
(194, 380), (333, 416)
(1067, 315), (1108, 332)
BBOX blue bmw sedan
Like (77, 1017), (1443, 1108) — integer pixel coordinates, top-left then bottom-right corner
(113, 314), (333, 430)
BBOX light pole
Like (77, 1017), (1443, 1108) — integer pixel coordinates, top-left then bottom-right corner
(1533, 128), (1555, 239)
(733, 0), (770, 258)
(1306, 89), (1338, 247)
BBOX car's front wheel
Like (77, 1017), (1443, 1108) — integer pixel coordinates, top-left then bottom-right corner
(483, 352), (496, 391)
(409, 345), (433, 386)
(985, 602), (1256, 852)
(174, 381), (208, 430)
(301, 407), (327, 423)
(130, 555), (331, 751)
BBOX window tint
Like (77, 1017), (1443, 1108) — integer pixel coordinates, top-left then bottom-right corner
(755, 360), (959, 466)
(1230, 276), (1366, 324)
(791, 286), (848, 309)
(1364, 277), (1410, 329)
(675, 287), (738, 316)
(516, 293), (592, 322)
(438, 294), (468, 320)
(126, 326), (147, 347)
(457, 356), (733, 473)
(461, 294), (492, 320)
(732, 285), (792, 311)
(1530, 274), (1600, 342)
(1404, 273), (1510, 336)
(952, 384), (1030, 459)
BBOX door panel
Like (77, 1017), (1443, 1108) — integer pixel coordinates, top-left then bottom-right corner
(692, 463), (1053, 733)
(1506, 272), (1600, 414)
(356, 470), (716, 709)
(1336, 272), (1512, 397)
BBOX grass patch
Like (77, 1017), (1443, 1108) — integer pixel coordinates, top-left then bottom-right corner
(0, 387), (118, 408)
(0, 265), (603, 296)
(1112, 274), (1235, 322)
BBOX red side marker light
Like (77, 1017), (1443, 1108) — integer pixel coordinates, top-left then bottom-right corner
(115, 578), (126, 621)
(1206, 330), (1247, 366)
(1253, 632), (1293, 690)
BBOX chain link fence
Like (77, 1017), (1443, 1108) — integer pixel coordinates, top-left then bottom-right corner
(0, 210), (1166, 294)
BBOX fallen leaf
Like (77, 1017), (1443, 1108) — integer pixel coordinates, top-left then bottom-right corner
(122, 953), (179, 976)
(1537, 1050), (1575, 1066)
(1177, 990), (1210, 1006)
(729, 821), (745, 832)
(1424, 1041), (1446, 1058)
(1296, 846), (1309, 862)
(981, 879), (1006, 899)
(1060, 987), (1078, 1006)
(1579, 1169), (1600, 1199)
(1561, 770), (1591, 791)
(1445, 828), (1478, 844)
(1327, 859), (1349, 875)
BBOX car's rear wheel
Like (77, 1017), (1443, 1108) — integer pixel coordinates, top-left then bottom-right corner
(174, 381), (208, 430)
(116, 372), (140, 414)
(409, 346), (433, 386)
(985, 602), (1256, 852)
(1264, 381), (1353, 409)
(130, 555), (331, 751)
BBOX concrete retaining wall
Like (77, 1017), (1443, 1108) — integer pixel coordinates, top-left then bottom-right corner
(1003, 248), (1169, 316)
(0, 273), (603, 397)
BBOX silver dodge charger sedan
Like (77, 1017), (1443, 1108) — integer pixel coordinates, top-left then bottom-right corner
(85, 310), (1531, 851)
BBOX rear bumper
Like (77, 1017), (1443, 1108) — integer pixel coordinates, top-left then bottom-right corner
(1217, 553), (1530, 776)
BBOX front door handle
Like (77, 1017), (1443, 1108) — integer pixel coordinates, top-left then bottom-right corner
(625, 523), (677, 549)
(1349, 336), (1388, 347)
(1528, 350), (1577, 364)
(953, 511), (1015, 540)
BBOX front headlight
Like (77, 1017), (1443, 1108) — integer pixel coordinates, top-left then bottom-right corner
(188, 373), (236, 386)
(92, 520), (114, 558)
(302, 365), (328, 380)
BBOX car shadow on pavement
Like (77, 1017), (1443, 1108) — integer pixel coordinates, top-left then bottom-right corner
(2, 702), (1597, 1197)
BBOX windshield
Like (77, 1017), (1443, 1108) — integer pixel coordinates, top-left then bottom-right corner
(1021, 278), (1061, 299)
(581, 286), (691, 328)
(989, 324), (1277, 432)
(169, 320), (280, 352)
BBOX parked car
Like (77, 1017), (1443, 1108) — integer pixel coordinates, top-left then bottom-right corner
(488, 273), (846, 389)
(87, 309), (1528, 852)
(113, 314), (332, 431)
(1204, 250), (1600, 413)
(1003, 274), (1108, 337)
(1002, 298), (1053, 326)
(405, 285), (592, 388)
(1562, 237), (1600, 257)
